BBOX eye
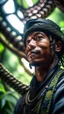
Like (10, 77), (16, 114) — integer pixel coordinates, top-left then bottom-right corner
(36, 36), (42, 41)
(26, 39), (30, 45)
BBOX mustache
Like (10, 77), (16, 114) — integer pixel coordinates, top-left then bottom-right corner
(31, 50), (41, 54)
(26, 50), (41, 56)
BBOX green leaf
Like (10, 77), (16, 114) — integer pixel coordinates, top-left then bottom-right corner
(2, 94), (17, 105)
(0, 83), (5, 93)
(0, 43), (4, 53)
(0, 98), (6, 109)
(5, 108), (13, 114)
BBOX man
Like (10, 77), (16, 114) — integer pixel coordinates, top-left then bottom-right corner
(14, 18), (64, 114)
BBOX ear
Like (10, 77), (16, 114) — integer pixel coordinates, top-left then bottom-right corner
(55, 41), (62, 52)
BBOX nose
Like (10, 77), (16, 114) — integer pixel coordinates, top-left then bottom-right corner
(27, 39), (36, 50)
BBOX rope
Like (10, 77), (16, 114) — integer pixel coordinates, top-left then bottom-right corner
(0, 63), (30, 95)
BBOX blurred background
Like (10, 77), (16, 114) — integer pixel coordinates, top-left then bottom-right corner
(0, 0), (64, 114)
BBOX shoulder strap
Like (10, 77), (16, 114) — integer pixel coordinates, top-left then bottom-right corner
(43, 69), (64, 114)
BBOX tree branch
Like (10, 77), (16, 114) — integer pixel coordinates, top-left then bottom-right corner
(0, 35), (27, 60)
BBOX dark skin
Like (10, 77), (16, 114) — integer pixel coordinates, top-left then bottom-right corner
(25, 31), (62, 82)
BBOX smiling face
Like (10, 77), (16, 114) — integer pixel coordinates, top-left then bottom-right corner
(25, 31), (55, 67)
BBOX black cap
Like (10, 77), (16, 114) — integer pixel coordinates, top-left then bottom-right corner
(23, 18), (64, 47)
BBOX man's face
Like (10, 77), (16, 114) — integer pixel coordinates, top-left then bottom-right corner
(25, 31), (55, 67)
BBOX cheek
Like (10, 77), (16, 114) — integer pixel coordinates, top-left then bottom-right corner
(25, 46), (28, 53)
(42, 49), (55, 62)
(40, 45), (51, 55)
(41, 48), (53, 62)
(38, 41), (50, 50)
(42, 50), (51, 58)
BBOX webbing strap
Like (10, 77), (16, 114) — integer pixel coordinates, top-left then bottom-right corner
(24, 70), (64, 114)
(42, 69), (64, 114)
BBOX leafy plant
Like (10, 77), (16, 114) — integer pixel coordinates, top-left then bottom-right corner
(0, 80), (18, 114)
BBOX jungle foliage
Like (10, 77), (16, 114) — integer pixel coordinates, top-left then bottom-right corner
(0, 7), (64, 114)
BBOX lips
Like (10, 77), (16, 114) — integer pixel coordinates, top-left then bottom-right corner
(32, 51), (40, 54)
(27, 50), (41, 58)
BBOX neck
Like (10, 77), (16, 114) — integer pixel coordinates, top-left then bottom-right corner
(35, 56), (57, 82)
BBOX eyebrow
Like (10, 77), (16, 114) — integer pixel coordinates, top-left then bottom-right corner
(32, 31), (43, 36)
(26, 32), (41, 39)
(26, 31), (45, 41)
(32, 32), (47, 39)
